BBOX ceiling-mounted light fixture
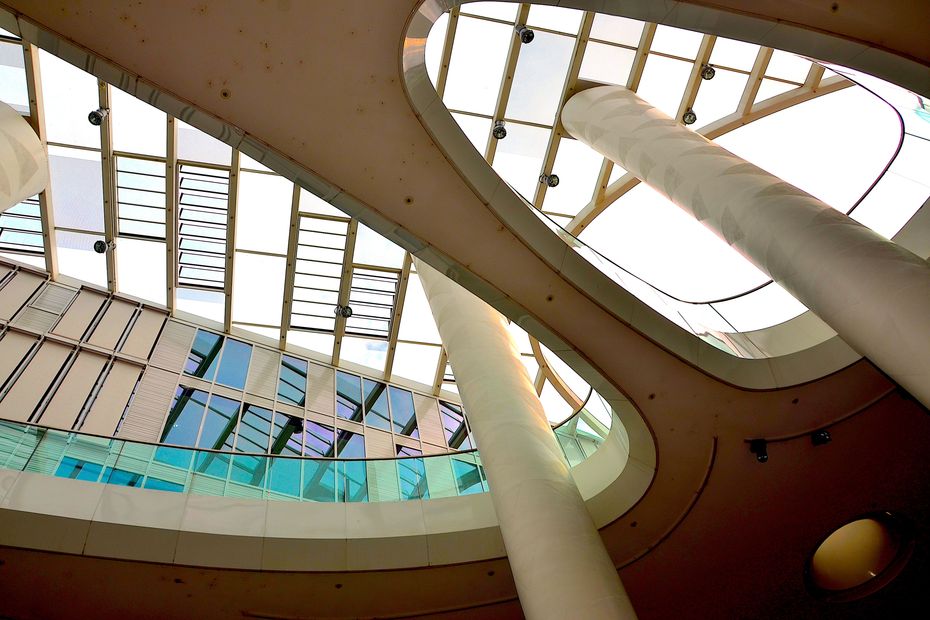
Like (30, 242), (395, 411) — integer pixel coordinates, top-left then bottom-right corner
(682, 108), (697, 125)
(515, 24), (534, 44)
(93, 240), (115, 254)
(700, 64), (716, 80)
(539, 173), (559, 188)
(811, 429), (832, 446)
(88, 107), (109, 126)
(492, 120), (507, 140)
(334, 304), (353, 318)
(749, 438), (768, 463)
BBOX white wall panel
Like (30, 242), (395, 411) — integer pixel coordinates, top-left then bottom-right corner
(0, 340), (71, 422)
(52, 289), (106, 340)
(365, 427), (395, 459)
(149, 320), (196, 372)
(120, 308), (167, 359)
(117, 367), (178, 442)
(31, 283), (76, 315)
(245, 346), (279, 400)
(0, 330), (37, 390)
(83, 361), (142, 436)
(0, 271), (44, 321)
(88, 299), (136, 350)
(39, 350), (107, 430)
(306, 362), (334, 415)
(414, 393), (445, 447)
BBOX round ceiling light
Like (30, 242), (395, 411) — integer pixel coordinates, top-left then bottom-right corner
(806, 513), (913, 601)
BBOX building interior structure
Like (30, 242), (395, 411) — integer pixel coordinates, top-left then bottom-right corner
(0, 0), (928, 618)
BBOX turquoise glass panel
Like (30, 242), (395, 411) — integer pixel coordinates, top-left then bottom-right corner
(302, 459), (336, 502)
(397, 457), (428, 500)
(338, 460), (368, 502)
(215, 338), (251, 389)
(363, 379), (391, 431)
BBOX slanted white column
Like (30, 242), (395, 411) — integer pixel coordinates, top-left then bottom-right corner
(415, 259), (636, 620)
(0, 101), (48, 210)
(562, 86), (930, 408)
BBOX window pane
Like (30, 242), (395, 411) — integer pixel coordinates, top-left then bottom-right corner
(336, 429), (365, 458)
(185, 330), (223, 380)
(235, 403), (273, 453)
(452, 454), (485, 495)
(338, 460), (368, 502)
(143, 477), (184, 493)
(197, 394), (240, 450)
(302, 459), (336, 501)
(270, 412), (304, 455)
(278, 355), (308, 406)
(215, 338), (251, 389)
(303, 421), (335, 458)
(389, 386), (418, 437)
(103, 467), (143, 487)
(336, 371), (363, 421)
(267, 457), (301, 497)
(363, 379), (391, 431)
(440, 401), (472, 449)
(160, 386), (208, 445)
(397, 457), (428, 500)
(55, 457), (103, 482)
(230, 453), (268, 488)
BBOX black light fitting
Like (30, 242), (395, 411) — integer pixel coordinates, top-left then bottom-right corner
(700, 64), (716, 80)
(515, 25), (534, 44)
(749, 438), (768, 463)
(682, 108), (697, 125)
(539, 173), (559, 188)
(492, 120), (507, 140)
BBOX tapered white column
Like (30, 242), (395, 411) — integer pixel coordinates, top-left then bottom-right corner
(0, 101), (48, 210)
(416, 259), (636, 620)
(563, 86), (930, 408)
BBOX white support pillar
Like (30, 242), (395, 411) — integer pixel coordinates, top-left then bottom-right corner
(562, 86), (930, 408)
(0, 100), (48, 210)
(415, 259), (636, 620)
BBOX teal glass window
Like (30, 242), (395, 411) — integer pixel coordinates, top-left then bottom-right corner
(197, 394), (240, 450)
(267, 456), (301, 497)
(270, 412), (304, 455)
(363, 378), (391, 431)
(215, 338), (251, 389)
(336, 371), (362, 421)
(338, 460), (368, 502)
(143, 477), (184, 493)
(278, 355), (308, 406)
(397, 456), (428, 500)
(303, 459), (336, 502)
(184, 329), (223, 380)
(230, 453), (268, 488)
(440, 401), (472, 449)
(55, 457), (103, 482)
(389, 386), (418, 437)
(160, 386), (208, 446)
(452, 455), (485, 495)
(103, 467), (143, 487)
(235, 403), (273, 453)
(336, 429), (365, 458)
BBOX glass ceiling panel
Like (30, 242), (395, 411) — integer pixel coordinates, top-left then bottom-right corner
(49, 145), (104, 232)
(851, 160), (930, 240)
(539, 381), (573, 423)
(754, 77), (796, 103)
(692, 67), (747, 126)
(491, 122), (549, 200)
(177, 119), (231, 166)
(425, 12), (449, 88)
(451, 112), (491, 153)
(709, 38), (760, 72)
(39, 50), (100, 148)
(56, 230), (106, 287)
(299, 188), (346, 217)
(505, 30), (574, 125)
(589, 14), (643, 46)
(353, 223), (406, 269)
(0, 197), (43, 256)
(0, 41), (28, 112)
(392, 342), (441, 386)
(232, 251), (286, 327)
(443, 16), (511, 116)
(526, 5), (583, 35)
(543, 138), (603, 216)
(111, 87), (166, 157)
(287, 330), (333, 357)
(177, 288), (224, 324)
(579, 42), (635, 86)
(397, 273), (441, 344)
(650, 25), (703, 60)
(236, 171), (291, 254)
(461, 1), (518, 21)
(765, 50), (810, 83)
(239, 153), (273, 173)
(710, 282), (807, 333)
(116, 237), (166, 305)
(635, 54), (692, 118)
(340, 337), (388, 372)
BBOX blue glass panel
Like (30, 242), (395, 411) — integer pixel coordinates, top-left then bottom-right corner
(302, 421), (335, 458)
(302, 459), (336, 502)
(363, 379), (391, 431)
(338, 460), (368, 502)
(452, 455), (484, 495)
(143, 477), (184, 493)
(197, 394), (240, 450)
(215, 338), (251, 389)
(235, 403), (273, 453)
(270, 412), (303, 455)
(336, 429), (365, 458)
(268, 457), (301, 497)
(193, 450), (231, 478)
(184, 329), (223, 380)
(103, 467), (143, 487)
(55, 457), (103, 482)
(440, 400), (472, 450)
(160, 386), (208, 445)
(153, 445), (194, 469)
(230, 453), (268, 489)
(278, 355), (308, 406)
(397, 457), (428, 500)
(336, 371), (362, 421)
(388, 386), (418, 437)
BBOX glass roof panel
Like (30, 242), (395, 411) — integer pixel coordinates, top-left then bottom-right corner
(177, 120), (231, 165)
(765, 50), (811, 83)
(340, 336), (388, 372)
(692, 67), (748, 125)
(236, 171), (291, 254)
(0, 41), (28, 112)
(491, 122), (549, 200)
(49, 145), (104, 232)
(505, 30), (574, 125)
(299, 188), (346, 217)
(286, 330), (333, 357)
(579, 42), (635, 86)
(391, 342), (441, 385)
(635, 54), (692, 117)
(177, 288), (224, 324)
(56, 230), (106, 287)
(116, 237), (166, 304)
(650, 25), (704, 60)
(239, 153), (273, 173)
(543, 138), (603, 216)
(451, 112), (491, 152)
(425, 12), (448, 87)
(232, 251), (286, 327)
(38, 50), (100, 148)
(710, 282), (807, 332)
(461, 2), (518, 21)
(353, 223), (406, 269)
(526, 5), (583, 34)
(709, 38), (760, 72)
(589, 14), (643, 46)
(443, 16), (511, 115)
(754, 77), (796, 103)
(851, 161), (930, 239)
(111, 87), (166, 156)
(397, 273), (441, 344)
(539, 381), (573, 423)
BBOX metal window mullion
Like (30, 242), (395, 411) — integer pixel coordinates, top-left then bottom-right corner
(532, 11), (595, 209)
(804, 63), (826, 90)
(279, 184), (302, 349)
(223, 150), (240, 333)
(22, 43), (58, 279)
(484, 3), (530, 165)
(435, 7), (460, 99)
(166, 116), (178, 313)
(675, 35), (716, 121)
(98, 81), (118, 292)
(738, 47), (773, 115)
(432, 348), (448, 396)
(626, 22), (656, 93)
(331, 218), (359, 365)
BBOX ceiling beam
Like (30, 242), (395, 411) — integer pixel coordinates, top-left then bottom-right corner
(738, 46), (773, 115)
(382, 252), (412, 380)
(675, 34), (716, 122)
(434, 7), (460, 99)
(278, 184), (301, 350)
(165, 116), (178, 313)
(222, 149), (241, 333)
(330, 217), (358, 365)
(432, 347), (448, 396)
(626, 22), (656, 93)
(97, 80), (118, 292)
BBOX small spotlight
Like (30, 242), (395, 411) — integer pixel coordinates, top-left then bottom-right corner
(515, 25), (534, 44)
(811, 429), (832, 446)
(93, 240), (114, 254)
(749, 438), (768, 463)
(682, 108), (697, 125)
(88, 107), (109, 126)
(700, 64), (716, 80)
(539, 173), (559, 188)
(492, 120), (507, 140)
(333, 304), (353, 318)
